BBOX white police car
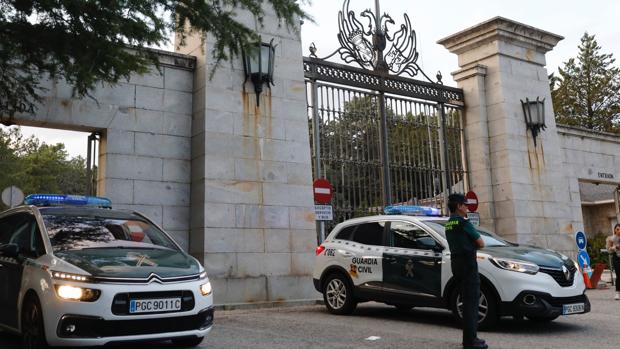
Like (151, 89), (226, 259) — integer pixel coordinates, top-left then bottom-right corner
(0, 194), (213, 348)
(313, 206), (590, 328)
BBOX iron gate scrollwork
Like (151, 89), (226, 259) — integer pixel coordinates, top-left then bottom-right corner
(306, 0), (466, 238)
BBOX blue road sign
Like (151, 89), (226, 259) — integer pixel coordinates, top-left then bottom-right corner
(577, 250), (590, 270)
(575, 231), (587, 250)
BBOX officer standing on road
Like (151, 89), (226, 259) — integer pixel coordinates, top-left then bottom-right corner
(445, 193), (487, 349)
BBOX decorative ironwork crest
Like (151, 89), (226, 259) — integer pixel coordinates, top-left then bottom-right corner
(310, 0), (440, 84)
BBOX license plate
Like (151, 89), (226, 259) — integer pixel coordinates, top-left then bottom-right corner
(129, 298), (182, 314)
(562, 303), (585, 315)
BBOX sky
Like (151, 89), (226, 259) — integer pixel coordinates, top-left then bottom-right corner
(6, 0), (620, 159)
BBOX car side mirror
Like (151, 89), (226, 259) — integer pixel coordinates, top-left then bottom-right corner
(418, 237), (442, 251)
(0, 243), (19, 259)
(432, 244), (445, 252)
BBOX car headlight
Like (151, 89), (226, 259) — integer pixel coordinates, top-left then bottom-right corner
(489, 257), (539, 274)
(200, 282), (213, 296)
(51, 270), (92, 283)
(54, 285), (101, 302)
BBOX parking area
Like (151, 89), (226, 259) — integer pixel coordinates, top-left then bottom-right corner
(1, 288), (617, 349)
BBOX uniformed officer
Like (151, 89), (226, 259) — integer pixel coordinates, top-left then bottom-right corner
(445, 193), (487, 349)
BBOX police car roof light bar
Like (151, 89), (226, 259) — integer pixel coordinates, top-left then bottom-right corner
(24, 194), (112, 208)
(384, 205), (442, 216)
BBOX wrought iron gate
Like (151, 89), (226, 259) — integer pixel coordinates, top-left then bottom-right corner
(305, 0), (466, 234)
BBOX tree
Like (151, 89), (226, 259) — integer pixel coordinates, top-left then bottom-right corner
(551, 33), (620, 132)
(0, 127), (88, 210)
(0, 0), (308, 119)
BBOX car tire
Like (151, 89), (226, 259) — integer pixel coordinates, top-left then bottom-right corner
(526, 315), (559, 322)
(451, 284), (498, 330)
(323, 273), (357, 315)
(171, 336), (205, 347)
(21, 296), (48, 349)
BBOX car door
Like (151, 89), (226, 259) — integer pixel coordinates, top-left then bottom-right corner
(382, 220), (443, 300)
(0, 212), (42, 328)
(334, 221), (386, 293)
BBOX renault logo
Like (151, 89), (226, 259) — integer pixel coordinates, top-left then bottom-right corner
(562, 265), (570, 280)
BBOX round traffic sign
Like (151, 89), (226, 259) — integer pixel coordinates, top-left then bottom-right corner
(575, 231), (587, 250)
(577, 250), (590, 270)
(465, 191), (478, 212)
(313, 179), (333, 204)
(1, 186), (24, 208)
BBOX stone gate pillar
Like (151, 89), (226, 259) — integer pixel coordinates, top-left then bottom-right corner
(176, 7), (318, 304)
(438, 17), (583, 254)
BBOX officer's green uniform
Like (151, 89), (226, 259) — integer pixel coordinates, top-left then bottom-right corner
(445, 215), (481, 347)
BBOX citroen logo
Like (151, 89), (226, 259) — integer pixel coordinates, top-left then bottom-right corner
(562, 265), (570, 280)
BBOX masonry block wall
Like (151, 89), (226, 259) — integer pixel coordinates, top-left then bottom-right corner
(11, 51), (196, 250)
(176, 5), (318, 303)
(439, 17), (580, 255)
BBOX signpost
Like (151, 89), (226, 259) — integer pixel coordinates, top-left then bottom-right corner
(575, 231), (591, 276)
(467, 212), (480, 226)
(1, 186), (24, 208)
(465, 191), (478, 212)
(313, 179), (333, 242)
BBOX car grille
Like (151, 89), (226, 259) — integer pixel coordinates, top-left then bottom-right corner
(544, 294), (587, 307)
(539, 264), (577, 287)
(112, 290), (195, 315)
(57, 307), (214, 338)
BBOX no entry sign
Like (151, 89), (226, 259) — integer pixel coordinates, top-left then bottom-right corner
(465, 191), (479, 212)
(313, 179), (333, 204)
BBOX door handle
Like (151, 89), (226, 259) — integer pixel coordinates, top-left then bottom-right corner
(340, 251), (354, 257)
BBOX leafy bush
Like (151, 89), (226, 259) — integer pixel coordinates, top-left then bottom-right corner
(587, 233), (610, 268)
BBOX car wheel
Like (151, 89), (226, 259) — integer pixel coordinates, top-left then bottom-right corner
(323, 273), (357, 315)
(526, 315), (559, 322)
(451, 285), (498, 330)
(21, 296), (48, 349)
(171, 336), (205, 347)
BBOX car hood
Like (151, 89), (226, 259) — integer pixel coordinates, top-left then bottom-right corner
(482, 245), (572, 269)
(54, 248), (201, 278)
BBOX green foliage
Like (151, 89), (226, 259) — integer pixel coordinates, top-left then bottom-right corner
(0, 127), (88, 211)
(0, 0), (310, 119)
(551, 32), (620, 133)
(587, 233), (610, 268)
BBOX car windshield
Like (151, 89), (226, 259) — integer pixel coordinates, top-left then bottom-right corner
(423, 220), (515, 247)
(42, 211), (179, 252)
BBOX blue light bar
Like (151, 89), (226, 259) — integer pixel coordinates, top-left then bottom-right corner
(384, 205), (442, 216)
(24, 194), (112, 208)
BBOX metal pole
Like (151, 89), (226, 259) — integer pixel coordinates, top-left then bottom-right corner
(311, 79), (325, 243)
(437, 103), (450, 214)
(86, 133), (93, 196)
(378, 90), (392, 206)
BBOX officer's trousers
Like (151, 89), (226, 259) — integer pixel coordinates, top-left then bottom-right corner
(451, 255), (480, 347)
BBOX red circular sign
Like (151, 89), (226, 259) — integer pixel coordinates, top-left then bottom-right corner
(313, 179), (333, 204)
(465, 191), (479, 212)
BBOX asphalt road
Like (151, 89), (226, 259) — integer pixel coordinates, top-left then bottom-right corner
(1, 288), (618, 349)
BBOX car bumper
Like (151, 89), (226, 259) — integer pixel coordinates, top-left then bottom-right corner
(500, 291), (591, 318)
(41, 279), (214, 347)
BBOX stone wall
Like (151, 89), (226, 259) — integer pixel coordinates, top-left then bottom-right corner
(439, 17), (579, 255)
(176, 5), (318, 304)
(10, 50), (196, 250)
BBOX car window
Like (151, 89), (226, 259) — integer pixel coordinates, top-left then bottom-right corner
(388, 221), (437, 250)
(42, 212), (179, 252)
(0, 212), (44, 258)
(335, 225), (356, 240)
(351, 222), (384, 246)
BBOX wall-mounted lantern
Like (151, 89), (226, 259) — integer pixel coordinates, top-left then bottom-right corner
(521, 97), (546, 146)
(243, 39), (276, 106)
